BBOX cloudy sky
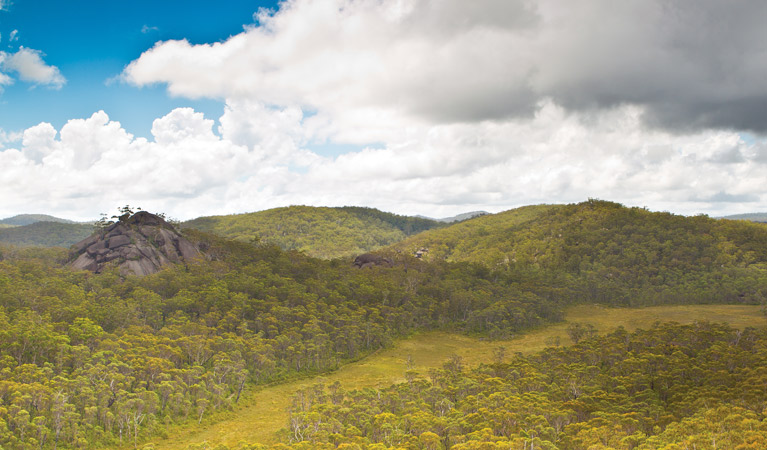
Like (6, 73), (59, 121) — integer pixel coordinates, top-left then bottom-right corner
(1, 0), (766, 221)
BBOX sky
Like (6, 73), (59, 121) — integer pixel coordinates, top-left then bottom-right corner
(1, 0), (766, 221)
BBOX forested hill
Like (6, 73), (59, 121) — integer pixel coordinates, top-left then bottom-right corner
(0, 221), (94, 247)
(181, 206), (444, 259)
(2, 202), (767, 448)
(0, 214), (76, 226)
(392, 199), (767, 304)
(391, 203), (559, 262)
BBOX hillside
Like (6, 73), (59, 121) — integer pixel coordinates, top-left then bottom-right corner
(392, 199), (767, 305)
(2, 201), (767, 449)
(0, 213), (76, 226)
(0, 221), (94, 247)
(182, 205), (443, 259)
(392, 203), (558, 261)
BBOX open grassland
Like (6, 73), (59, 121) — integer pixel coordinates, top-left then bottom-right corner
(147, 304), (765, 449)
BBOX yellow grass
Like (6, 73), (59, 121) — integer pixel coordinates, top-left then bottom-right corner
(146, 304), (765, 449)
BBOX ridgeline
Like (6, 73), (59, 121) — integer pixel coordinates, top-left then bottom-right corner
(182, 205), (444, 259)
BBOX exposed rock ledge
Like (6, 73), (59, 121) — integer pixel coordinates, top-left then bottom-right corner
(353, 253), (393, 269)
(69, 211), (200, 276)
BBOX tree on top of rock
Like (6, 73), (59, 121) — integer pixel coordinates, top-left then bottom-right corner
(112, 205), (142, 223)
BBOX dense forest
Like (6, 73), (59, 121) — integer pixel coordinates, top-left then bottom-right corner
(0, 222), (94, 248)
(0, 231), (561, 449)
(181, 206), (444, 259)
(1, 200), (766, 449)
(392, 199), (767, 306)
(268, 321), (767, 449)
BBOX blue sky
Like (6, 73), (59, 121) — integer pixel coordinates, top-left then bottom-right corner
(0, 0), (277, 137)
(0, 0), (766, 221)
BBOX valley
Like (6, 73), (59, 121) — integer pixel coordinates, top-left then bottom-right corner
(4, 2), (766, 448)
(148, 304), (765, 449)
(2, 200), (767, 449)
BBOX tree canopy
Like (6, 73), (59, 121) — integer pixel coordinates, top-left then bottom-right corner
(1, 199), (767, 449)
(182, 206), (444, 259)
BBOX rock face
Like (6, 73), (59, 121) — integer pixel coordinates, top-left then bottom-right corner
(69, 211), (201, 276)
(353, 253), (393, 269)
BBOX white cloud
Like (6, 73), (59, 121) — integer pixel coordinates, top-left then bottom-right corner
(124, 0), (767, 134)
(3, 0), (767, 220)
(21, 122), (58, 163)
(1, 47), (66, 88)
(9, 29), (18, 42)
(1, 102), (766, 221)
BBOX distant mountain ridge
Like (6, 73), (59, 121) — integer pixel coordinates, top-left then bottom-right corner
(417, 211), (489, 223)
(720, 212), (767, 222)
(0, 222), (94, 247)
(0, 214), (77, 226)
(182, 205), (444, 259)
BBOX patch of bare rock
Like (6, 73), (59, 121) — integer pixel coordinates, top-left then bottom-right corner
(353, 253), (393, 269)
(69, 211), (200, 276)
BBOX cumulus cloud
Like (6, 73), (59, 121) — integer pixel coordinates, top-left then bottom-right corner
(4, 1), (766, 220)
(124, 0), (767, 134)
(1, 47), (66, 88)
(0, 109), (252, 219)
(1, 102), (766, 221)
(21, 122), (58, 163)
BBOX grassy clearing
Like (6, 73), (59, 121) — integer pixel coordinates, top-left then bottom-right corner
(147, 304), (765, 449)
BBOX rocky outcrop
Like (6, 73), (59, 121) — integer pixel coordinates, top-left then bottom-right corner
(69, 211), (201, 276)
(353, 253), (393, 269)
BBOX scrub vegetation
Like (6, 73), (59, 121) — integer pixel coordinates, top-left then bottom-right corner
(0, 199), (766, 449)
(151, 305), (766, 450)
(182, 206), (444, 259)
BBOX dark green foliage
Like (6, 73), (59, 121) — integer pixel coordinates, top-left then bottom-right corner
(0, 222), (94, 247)
(338, 206), (443, 235)
(395, 199), (767, 307)
(182, 206), (444, 259)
